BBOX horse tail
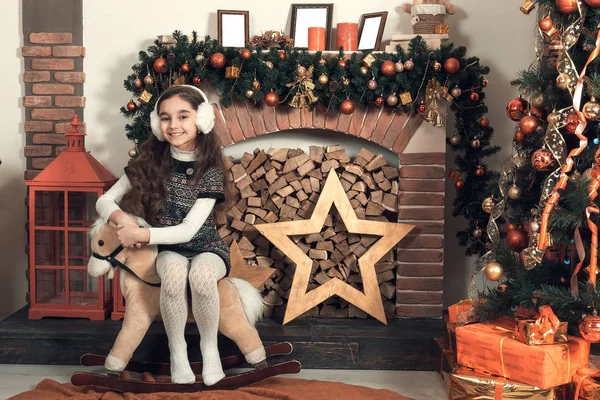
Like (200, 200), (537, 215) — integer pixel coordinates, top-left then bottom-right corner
(225, 278), (264, 325)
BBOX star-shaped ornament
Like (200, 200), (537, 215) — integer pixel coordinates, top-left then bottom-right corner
(255, 169), (414, 324)
(228, 241), (275, 289)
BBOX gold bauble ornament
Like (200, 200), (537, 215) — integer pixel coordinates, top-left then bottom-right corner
(395, 61), (404, 72)
(451, 87), (462, 98)
(508, 185), (521, 200)
(583, 98), (600, 120)
(482, 196), (495, 214)
(143, 74), (154, 85)
(195, 54), (205, 63)
(473, 228), (483, 239)
(252, 80), (261, 91)
(133, 77), (142, 89)
(496, 282), (509, 294)
(450, 135), (461, 145)
(556, 73), (571, 90)
(580, 312), (600, 343)
(367, 79), (378, 90)
(297, 65), (307, 77)
(386, 94), (399, 106)
(471, 138), (481, 148)
(360, 66), (369, 76)
(128, 147), (138, 158)
(318, 74), (329, 85)
(531, 92), (545, 109)
(432, 61), (442, 71)
(484, 261), (504, 281)
(245, 90), (255, 98)
(404, 59), (414, 71)
(264, 61), (274, 69)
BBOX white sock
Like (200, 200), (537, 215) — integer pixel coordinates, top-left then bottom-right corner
(189, 252), (227, 386)
(157, 251), (195, 384)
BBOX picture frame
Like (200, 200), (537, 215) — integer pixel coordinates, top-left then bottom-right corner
(217, 10), (249, 48)
(290, 4), (334, 49)
(357, 11), (388, 51)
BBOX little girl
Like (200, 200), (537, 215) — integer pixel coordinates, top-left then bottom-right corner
(96, 85), (231, 386)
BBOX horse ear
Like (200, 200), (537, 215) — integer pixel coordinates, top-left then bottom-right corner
(107, 220), (118, 229)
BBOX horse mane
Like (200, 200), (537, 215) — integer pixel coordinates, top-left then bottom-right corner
(89, 218), (106, 239)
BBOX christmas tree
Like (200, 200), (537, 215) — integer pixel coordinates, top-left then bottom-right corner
(475, 0), (600, 333)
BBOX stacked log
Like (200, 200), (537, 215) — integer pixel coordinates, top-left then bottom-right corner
(217, 146), (399, 319)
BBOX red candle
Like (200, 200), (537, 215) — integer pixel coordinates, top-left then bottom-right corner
(337, 22), (358, 51)
(308, 27), (326, 51)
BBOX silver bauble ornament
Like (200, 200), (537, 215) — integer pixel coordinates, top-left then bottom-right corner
(451, 87), (462, 98)
(473, 228), (483, 239)
(530, 220), (540, 233)
(508, 185), (521, 200)
(386, 94), (398, 106)
(395, 61), (404, 72)
(367, 79), (378, 90)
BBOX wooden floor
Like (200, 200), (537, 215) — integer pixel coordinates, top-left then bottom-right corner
(0, 365), (447, 399)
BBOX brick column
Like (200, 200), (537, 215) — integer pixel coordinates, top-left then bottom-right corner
(395, 152), (445, 318)
(22, 0), (84, 180)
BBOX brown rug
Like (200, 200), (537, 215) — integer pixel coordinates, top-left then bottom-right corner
(9, 377), (413, 400)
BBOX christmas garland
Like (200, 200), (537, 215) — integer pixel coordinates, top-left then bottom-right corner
(121, 31), (499, 255)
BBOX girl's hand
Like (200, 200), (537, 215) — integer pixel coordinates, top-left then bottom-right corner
(116, 225), (149, 248)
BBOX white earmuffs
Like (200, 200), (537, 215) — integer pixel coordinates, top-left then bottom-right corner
(150, 85), (215, 141)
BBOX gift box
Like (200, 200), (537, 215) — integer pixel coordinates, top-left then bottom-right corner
(455, 321), (589, 389)
(514, 305), (568, 346)
(448, 299), (480, 325)
(447, 320), (457, 353)
(515, 319), (568, 346)
(574, 369), (600, 400)
(450, 366), (567, 399)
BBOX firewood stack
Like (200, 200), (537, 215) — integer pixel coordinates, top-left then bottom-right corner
(216, 145), (400, 319)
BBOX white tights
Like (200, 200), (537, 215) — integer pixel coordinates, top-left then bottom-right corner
(156, 251), (227, 385)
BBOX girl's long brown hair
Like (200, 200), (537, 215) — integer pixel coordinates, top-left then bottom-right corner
(120, 85), (233, 224)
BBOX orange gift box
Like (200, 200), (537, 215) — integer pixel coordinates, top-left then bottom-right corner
(455, 322), (589, 389)
(448, 299), (480, 325)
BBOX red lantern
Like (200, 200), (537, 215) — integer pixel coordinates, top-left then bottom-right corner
(26, 116), (117, 320)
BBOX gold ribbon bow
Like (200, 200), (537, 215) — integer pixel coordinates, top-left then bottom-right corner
(530, 305), (561, 344)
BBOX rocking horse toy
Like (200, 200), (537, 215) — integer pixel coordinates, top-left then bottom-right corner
(70, 218), (301, 393)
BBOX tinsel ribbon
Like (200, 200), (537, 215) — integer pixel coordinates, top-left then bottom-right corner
(587, 204), (599, 287)
(535, 17), (600, 269)
(573, 368), (600, 400)
(529, 305), (561, 344)
(467, 156), (528, 299)
(556, 2), (586, 96)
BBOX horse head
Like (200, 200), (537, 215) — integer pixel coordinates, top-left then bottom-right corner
(88, 218), (122, 279)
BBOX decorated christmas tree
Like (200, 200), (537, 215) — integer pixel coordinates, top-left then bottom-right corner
(473, 0), (600, 338)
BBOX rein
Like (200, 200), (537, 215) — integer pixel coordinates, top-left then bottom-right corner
(92, 245), (161, 288)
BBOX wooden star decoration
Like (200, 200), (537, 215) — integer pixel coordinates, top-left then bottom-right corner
(228, 241), (276, 289)
(255, 170), (414, 325)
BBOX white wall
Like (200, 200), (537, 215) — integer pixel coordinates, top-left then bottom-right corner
(0, 0), (534, 319)
(1, 0), (27, 320)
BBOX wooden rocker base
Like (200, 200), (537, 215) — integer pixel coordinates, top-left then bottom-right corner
(71, 342), (301, 393)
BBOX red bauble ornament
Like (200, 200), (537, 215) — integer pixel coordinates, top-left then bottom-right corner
(470, 92), (479, 101)
(539, 17), (554, 32)
(480, 117), (490, 128)
(519, 115), (539, 135)
(585, 0), (600, 6)
(338, 59), (347, 68)
(380, 60), (396, 77)
(444, 58), (460, 74)
(455, 180), (465, 189)
(180, 62), (190, 73)
(506, 97), (529, 121)
(210, 53), (226, 69)
(564, 112), (580, 134)
(514, 130), (526, 143)
(580, 313), (600, 342)
(340, 99), (356, 115)
(240, 48), (252, 60)
(375, 97), (384, 106)
(126, 100), (137, 112)
(556, 0), (579, 14)
(505, 222), (515, 233)
(418, 104), (427, 113)
(506, 228), (528, 253)
(153, 57), (168, 74)
(192, 76), (202, 86)
(475, 167), (485, 177)
(264, 91), (280, 107)
(531, 148), (555, 171)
